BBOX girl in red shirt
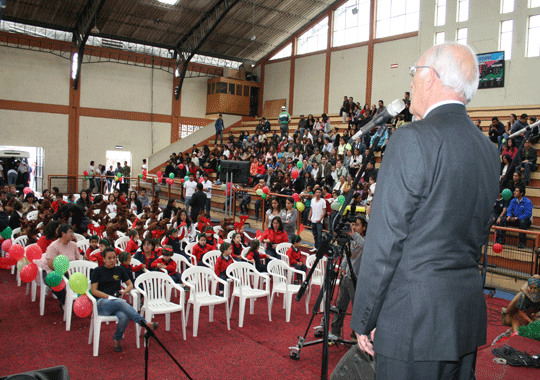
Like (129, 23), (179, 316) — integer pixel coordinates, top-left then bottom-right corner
(151, 246), (182, 283)
(125, 230), (139, 254)
(286, 235), (307, 282)
(246, 239), (268, 273)
(262, 216), (288, 258)
(192, 234), (212, 266)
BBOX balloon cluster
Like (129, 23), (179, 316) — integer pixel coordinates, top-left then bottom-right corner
(83, 170), (89, 181)
(1, 243), (43, 282)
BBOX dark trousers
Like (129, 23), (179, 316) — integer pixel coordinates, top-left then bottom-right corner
(280, 124), (289, 138)
(169, 272), (182, 284)
(214, 129), (223, 146)
(205, 198), (211, 218)
(254, 199), (262, 218)
(331, 275), (355, 336)
(312, 222), (323, 249)
(499, 217), (532, 245)
(239, 198), (250, 214)
(376, 349), (477, 380)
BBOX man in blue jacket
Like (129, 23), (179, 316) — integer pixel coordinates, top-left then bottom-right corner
(214, 114), (224, 146)
(502, 186), (533, 248)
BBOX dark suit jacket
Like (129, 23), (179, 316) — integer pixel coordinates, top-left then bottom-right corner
(190, 190), (207, 221)
(8, 211), (22, 230)
(350, 103), (499, 361)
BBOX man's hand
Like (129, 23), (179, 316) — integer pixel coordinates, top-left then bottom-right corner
(356, 328), (376, 356)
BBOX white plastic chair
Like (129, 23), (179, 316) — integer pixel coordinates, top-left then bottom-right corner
(276, 242), (292, 265)
(114, 236), (130, 251)
(64, 260), (98, 331)
(213, 226), (222, 236)
(11, 227), (21, 239)
(87, 290), (139, 356)
(134, 272), (186, 342)
(77, 239), (90, 256)
(27, 210), (39, 220)
(116, 231), (126, 238)
(157, 212), (164, 221)
(202, 250), (221, 270)
(306, 254), (327, 312)
(74, 233), (86, 242)
(267, 259), (308, 322)
(181, 266), (230, 337)
(226, 262), (271, 327)
(184, 242), (198, 265)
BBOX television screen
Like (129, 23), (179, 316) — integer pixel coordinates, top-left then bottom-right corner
(219, 160), (251, 184)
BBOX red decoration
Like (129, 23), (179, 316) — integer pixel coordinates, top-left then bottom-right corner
(292, 193), (300, 202)
(83, 170), (88, 176)
(88, 225), (106, 238)
(180, 178), (185, 183)
(73, 295), (93, 318)
(493, 243), (503, 254)
(25, 244), (43, 262)
(262, 186), (270, 194)
(234, 215), (250, 232)
(291, 169), (299, 179)
(297, 223), (306, 235)
(1, 239), (12, 253)
(157, 171), (163, 178)
(20, 263), (38, 283)
(179, 164), (184, 170)
(51, 279), (66, 292)
(9, 244), (25, 261)
(151, 230), (165, 239)
(4, 253), (17, 266)
(166, 178), (174, 185)
(199, 177), (204, 183)
(255, 230), (263, 240)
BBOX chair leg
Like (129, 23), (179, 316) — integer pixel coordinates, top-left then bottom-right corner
(166, 313), (170, 331)
(193, 305), (200, 337)
(225, 299), (230, 331)
(93, 320), (101, 356)
(181, 308), (187, 341)
(267, 294), (271, 322)
(185, 302), (191, 327)
(250, 298), (255, 315)
(65, 298), (73, 331)
(31, 281), (37, 302)
(209, 305), (214, 322)
(269, 292), (275, 322)
(40, 286), (46, 316)
(238, 298), (246, 328)
(88, 316), (94, 345)
(285, 293), (293, 323)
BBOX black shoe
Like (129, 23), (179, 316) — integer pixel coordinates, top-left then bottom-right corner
(114, 341), (123, 352)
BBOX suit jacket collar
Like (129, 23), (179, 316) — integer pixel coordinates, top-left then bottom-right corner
(424, 101), (466, 119)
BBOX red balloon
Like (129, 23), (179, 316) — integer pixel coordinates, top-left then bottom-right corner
(51, 279), (66, 292)
(493, 243), (503, 254)
(74, 295), (93, 318)
(180, 178), (185, 183)
(179, 164), (184, 170)
(157, 171), (163, 177)
(9, 244), (25, 261)
(291, 169), (299, 179)
(4, 253), (17, 266)
(199, 177), (204, 183)
(1, 239), (12, 253)
(143, 170), (147, 175)
(20, 263), (38, 283)
(292, 193), (300, 202)
(83, 170), (88, 176)
(263, 186), (270, 194)
(166, 178), (174, 185)
(26, 244), (43, 262)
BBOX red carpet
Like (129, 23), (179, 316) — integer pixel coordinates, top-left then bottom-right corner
(1, 268), (539, 379)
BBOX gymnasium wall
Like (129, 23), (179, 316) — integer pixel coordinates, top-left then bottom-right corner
(293, 53), (326, 116)
(328, 45), (368, 112)
(263, 60), (291, 107)
(180, 77), (208, 118)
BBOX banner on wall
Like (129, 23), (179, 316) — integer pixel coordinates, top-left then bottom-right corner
(477, 51), (505, 89)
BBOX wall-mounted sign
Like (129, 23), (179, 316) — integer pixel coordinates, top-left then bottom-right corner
(477, 51), (504, 89)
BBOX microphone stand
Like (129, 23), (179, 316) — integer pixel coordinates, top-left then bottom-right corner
(141, 324), (193, 380)
(293, 124), (389, 380)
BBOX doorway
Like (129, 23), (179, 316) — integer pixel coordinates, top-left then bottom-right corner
(105, 150), (132, 174)
(0, 145), (44, 193)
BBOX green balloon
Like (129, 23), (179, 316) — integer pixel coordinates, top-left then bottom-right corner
(261, 193), (267, 200)
(221, 184), (227, 191)
(331, 202), (341, 211)
(45, 271), (62, 287)
(296, 161), (303, 169)
(218, 165), (221, 171)
(138, 174), (143, 179)
(118, 173), (122, 177)
(69, 272), (88, 295)
(85, 176), (89, 180)
(502, 188), (512, 200)
(1, 226), (12, 239)
(337, 195), (346, 206)
(53, 255), (70, 275)
(184, 175), (189, 181)
(169, 173), (175, 179)
(256, 189), (263, 196)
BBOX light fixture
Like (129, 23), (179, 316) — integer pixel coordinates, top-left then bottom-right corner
(250, 35), (256, 41)
(91, 12), (100, 34)
(250, 1), (256, 42)
(352, 8), (358, 14)
(156, 0), (179, 5)
(115, 145), (123, 149)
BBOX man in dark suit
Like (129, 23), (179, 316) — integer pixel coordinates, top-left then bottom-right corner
(350, 43), (500, 379)
(190, 183), (207, 222)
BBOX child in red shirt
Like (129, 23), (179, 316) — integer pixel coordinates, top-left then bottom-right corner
(83, 235), (99, 260)
(246, 239), (268, 272)
(192, 234), (212, 266)
(214, 242), (236, 294)
(119, 252), (144, 283)
(151, 246), (182, 283)
(204, 226), (217, 250)
(125, 230), (139, 254)
(286, 236), (307, 282)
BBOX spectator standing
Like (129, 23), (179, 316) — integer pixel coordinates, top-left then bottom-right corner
(280, 197), (298, 243)
(214, 114), (224, 146)
(183, 173), (197, 215)
(201, 172), (213, 218)
(88, 161), (95, 192)
(190, 183), (207, 222)
(278, 106), (291, 139)
(122, 161), (131, 193)
(309, 188), (326, 249)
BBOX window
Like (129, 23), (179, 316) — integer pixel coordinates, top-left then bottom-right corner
(179, 124), (202, 139)
(457, 28), (468, 45)
(435, 0), (447, 27)
(501, 0), (514, 13)
(216, 82), (227, 94)
(207, 83), (212, 95)
(376, 0), (420, 39)
(228, 83), (235, 95)
(531, 0), (540, 8)
(236, 84), (242, 96)
(500, 20), (513, 59)
(297, 17), (328, 54)
(243, 85), (249, 97)
(457, 0), (469, 22)
(333, 0), (371, 47)
(435, 31), (445, 45)
(527, 14), (540, 57)
(71, 52), (78, 80)
(270, 43), (292, 60)
(211, 82), (215, 94)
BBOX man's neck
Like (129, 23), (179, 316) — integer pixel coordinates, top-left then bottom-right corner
(517, 196), (524, 202)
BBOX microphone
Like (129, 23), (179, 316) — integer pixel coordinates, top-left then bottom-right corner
(508, 119), (540, 139)
(351, 98), (406, 140)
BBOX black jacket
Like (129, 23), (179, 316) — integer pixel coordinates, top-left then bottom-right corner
(190, 190), (207, 221)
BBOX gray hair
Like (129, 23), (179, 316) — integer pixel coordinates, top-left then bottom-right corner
(422, 42), (479, 104)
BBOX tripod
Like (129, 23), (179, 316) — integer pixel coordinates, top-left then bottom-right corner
(141, 325), (193, 380)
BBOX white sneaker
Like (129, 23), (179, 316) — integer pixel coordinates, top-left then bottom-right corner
(328, 333), (340, 341)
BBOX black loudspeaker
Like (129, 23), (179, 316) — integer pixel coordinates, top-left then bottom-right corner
(0, 366), (69, 380)
(330, 345), (376, 380)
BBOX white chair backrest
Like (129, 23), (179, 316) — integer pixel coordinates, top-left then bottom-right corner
(135, 271), (173, 301)
(227, 230), (235, 239)
(67, 260), (98, 280)
(108, 212), (117, 219)
(267, 259), (293, 285)
(77, 239), (90, 253)
(213, 226), (222, 235)
(126, 220), (132, 228)
(202, 250), (221, 270)
(157, 212), (164, 221)
(131, 257), (143, 267)
(93, 209), (100, 215)
(11, 227), (21, 239)
(226, 261), (259, 287)
(27, 210), (39, 220)
(172, 254), (193, 273)
(114, 236), (131, 251)
(74, 233), (86, 242)
(136, 212), (145, 219)
(306, 255), (326, 277)
(276, 243), (292, 257)
(182, 266), (216, 295)
(116, 231), (125, 238)
(12, 235), (28, 248)
(185, 242), (197, 257)
(36, 222), (43, 230)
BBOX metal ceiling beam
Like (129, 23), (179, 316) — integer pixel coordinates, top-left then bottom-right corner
(72, 0), (106, 90)
(174, 0), (241, 100)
